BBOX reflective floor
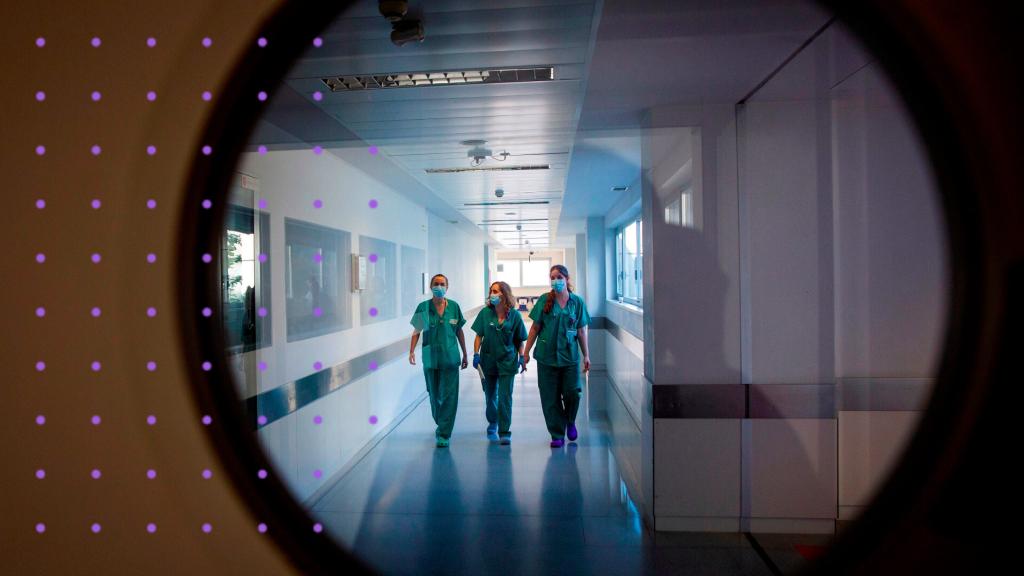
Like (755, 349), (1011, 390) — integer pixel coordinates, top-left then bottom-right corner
(310, 367), (813, 575)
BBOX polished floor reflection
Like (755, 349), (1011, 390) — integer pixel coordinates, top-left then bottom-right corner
(310, 368), (784, 575)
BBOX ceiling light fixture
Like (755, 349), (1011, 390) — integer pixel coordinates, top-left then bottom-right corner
(321, 67), (554, 92)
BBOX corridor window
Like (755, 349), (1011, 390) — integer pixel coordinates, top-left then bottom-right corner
(284, 218), (352, 342)
(360, 235), (397, 325)
(495, 260), (522, 287)
(615, 218), (643, 306)
(222, 184), (271, 352)
(521, 259), (552, 286)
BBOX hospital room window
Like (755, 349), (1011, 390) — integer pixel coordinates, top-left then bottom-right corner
(615, 218), (643, 306)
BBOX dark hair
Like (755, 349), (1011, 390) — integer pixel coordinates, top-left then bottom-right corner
(430, 274), (449, 287)
(487, 281), (516, 311)
(542, 264), (573, 314)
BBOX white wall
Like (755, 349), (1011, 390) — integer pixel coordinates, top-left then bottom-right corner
(234, 148), (485, 502)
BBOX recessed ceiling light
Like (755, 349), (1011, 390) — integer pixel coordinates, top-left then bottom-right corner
(321, 67), (554, 92)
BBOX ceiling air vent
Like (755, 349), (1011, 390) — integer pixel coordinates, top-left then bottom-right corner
(612, 185), (630, 192)
(425, 165), (549, 174)
(322, 67), (554, 92)
(462, 201), (550, 207)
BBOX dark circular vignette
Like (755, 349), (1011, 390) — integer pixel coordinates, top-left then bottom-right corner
(177, 1), (1021, 574)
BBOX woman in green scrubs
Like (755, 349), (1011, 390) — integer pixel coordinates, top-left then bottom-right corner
(409, 274), (468, 447)
(471, 281), (528, 445)
(523, 265), (591, 447)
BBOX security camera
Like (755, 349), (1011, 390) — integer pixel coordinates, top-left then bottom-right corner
(391, 19), (424, 46)
(495, 188), (505, 198)
(379, 0), (408, 22)
(516, 224), (522, 231)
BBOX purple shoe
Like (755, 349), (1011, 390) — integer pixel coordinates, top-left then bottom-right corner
(567, 423), (578, 442)
(550, 438), (565, 448)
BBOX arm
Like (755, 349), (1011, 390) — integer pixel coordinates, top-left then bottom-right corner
(409, 330), (420, 365)
(457, 327), (468, 369)
(523, 322), (541, 365)
(473, 334), (482, 354)
(578, 325), (590, 372)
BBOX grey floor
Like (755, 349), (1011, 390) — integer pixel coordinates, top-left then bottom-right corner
(310, 367), (825, 575)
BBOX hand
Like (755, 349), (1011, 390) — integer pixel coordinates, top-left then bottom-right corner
(519, 356), (528, 374)
(472, 353), (481, 369)
(461, 355), (469, 370)
(408, 351), (416, 365)
(582, 356), (590, 373)
(523, 352), (531, 366)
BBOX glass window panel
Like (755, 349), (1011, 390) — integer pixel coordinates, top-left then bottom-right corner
(285, 218), (352, 341)
(222, 182), (271, 352)
(360, 235), (397, 324)
(495, 259), (521, 287)
(521, 258), (551, 286)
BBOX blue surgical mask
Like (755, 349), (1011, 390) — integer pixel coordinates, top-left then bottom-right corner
(551, 279), (566, 292)
(431, 286), (447, 298)
(489, 295), (501, 306)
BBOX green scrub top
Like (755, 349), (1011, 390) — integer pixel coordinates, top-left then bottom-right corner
(529, 292), (591, 367)
(411, 298), (466, 370)
(471, 306), (527, 376)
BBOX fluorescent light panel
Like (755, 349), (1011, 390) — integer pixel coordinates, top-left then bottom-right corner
(425, 165), (549, 174)
(322, 67), (554, 92)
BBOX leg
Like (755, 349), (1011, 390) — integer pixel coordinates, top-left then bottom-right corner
(497, 373), (515, 436)
(435, 367), (460, 439)
(482, 371), (499, 430)
(424, 368), (441, 431)
(559, 363), (583, 425)
(537, 363), (566, 439)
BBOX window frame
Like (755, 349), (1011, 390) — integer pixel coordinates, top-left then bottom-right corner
(614, 216), (643, 307)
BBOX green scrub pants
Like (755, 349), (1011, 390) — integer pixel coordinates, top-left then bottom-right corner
(424, 367), (460, 439)
(537, 363), (582, 439)
(482, 371), (515, 436)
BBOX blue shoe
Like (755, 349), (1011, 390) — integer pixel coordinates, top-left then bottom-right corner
(550, 438), (564, 448)
(486, 423), (498, 435)
(499, 435), (511, 445)
(436, 436), (449, 448)
(567, 422), (578, 442)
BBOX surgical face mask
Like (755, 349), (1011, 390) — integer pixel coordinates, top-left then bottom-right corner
(431, 285), (447, 298)
(489, 295), (501, 306)
(551, 278), (566, 292)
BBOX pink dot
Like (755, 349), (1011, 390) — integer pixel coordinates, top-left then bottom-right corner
(91, 307), (101, 317)
(91, 469), (101, 480)
(369, 253), (378, 263)
(35, 415), (46, 425)
(202, 523), (212, 533)
(147, 37), (157, 48)
(257, 199), (268, 210)
(91, 361), (102, 372)
(35, 307), (45, 318)
(147, 145), (157, 156)
(201, 145), (212, 156)
(91, 415), (101, 425)
(313, 199), (323, 208)
(313, 361), (322, 370)
(313, 37), (323, 47)
(257, 37), (267, 48)
(257, 469), (268, 479)
(369, 361), (378, 371)
(146, 414), (156, 425)
(36, 523), (46, 534)
(257, 145), (267, 155)
(35, 361), (46, 372)
(369, 308), (378, 317)
(36, 199), (46, 209)
(313, 91), (323, 101)
(202, 415), (212, 426)
(202, 37), (212, 48)
(313, 415), (322, 425)
(36, 253), (46, 263)
(146, 253), (157, 263)
(202, 91), (212, 101)
(313, 469), (323, 479)
(369, 199), (379, 209)
(91, 37), (101, 48)
(313, 523), (323, 533)
(368, 146), (379, 156)
(201, 199), (212, 209)
(257, 307), (267, 317)
(36, 469), (45, 479)
(147, 523), (157, 533)
(36, 37), (45, 48)
(201, 307), (212, 317)
(91, 523), (102, 534)
(257, 91), (267, 101)
(146, 199), (157, 209)
(36, 91), (45, 102)
(369, 415), (379, 425)
(258, 523), (268, 533)
(313, 253), (322, 263)
(258, 253), (268, 263)
(257, 415), (267, 425)
(146, 361), (157, 372)
(91, 91), (101, 102)
(257, 361), (267, 371)
(313, 146), (323, 155)
(147, 469), (157, 479)
(91, 199), (101, 209)
(147, 91), (157, 101)
(202, 253), (212, 263)
(91, 253), (101, 263)
(313, 307), (323, 317)
(35, 145), (45, 156)
(202, 361), (212, 371)
(202, 469), (212, 479)
(147, 307), (157, 317)
(91, 145), (101, 156)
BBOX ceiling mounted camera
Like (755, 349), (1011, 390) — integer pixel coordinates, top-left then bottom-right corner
(378, 0), (408, 22)
(391, 19), (424, 46)
(495, 188), (505, 198)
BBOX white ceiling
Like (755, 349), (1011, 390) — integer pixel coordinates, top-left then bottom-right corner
(256, 0), (831, 249)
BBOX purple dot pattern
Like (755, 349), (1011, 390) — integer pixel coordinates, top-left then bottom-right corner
(36, 523), (46, 534)
(257, 469), (268, 479)
(202, 37), (212, 48)
(91, 37), (101, 48)
(369, 361), (379, 371)
(91, 307), (101, 318)
(91, 523), (102, 534)
(36, 37), (45, 48)
(147, 37), (157, 48)
(36, 469), (45, 479)
(258, 523), (268, 533)
(201, 199), (212, 209)
(36, 415), (46, 426)
(202, 415), (212, 426)
(313, 415), (322, 425)
(258, 37), (268, 48)
(147, 307), (157, 317)
(202, 307), (212, 317)
(147, 415), (157, 425)
(313, 91), (323, 102)
(313, 523), (323, 533)
(147, 361), (157, 372)
(202, 253), (213, 263)
(91, 253), (101, 263)
(202, 523), (212, 533)
(313, 361), (322, 370)
(258, 199), (268, 210)
(369, 145), (379, 155)
(36, 199), (46, 209)
(369, 307), (378, 317)
(313, 146), (323, 155)
(202, 469), (212, 479)
(369, 415), (379, 425)
(91, 469), (101, 480)
(91, 91), (102, 102)
(36, 145), (45, 156)
(202, 91), (212, 101)
(36, 91), (46, 102)
(369, 253), (378, 263)
(36, 307), (46, 318)
(147, 253), (157, 263)
(257, 145), (267, 155)
(147, 91), (157, 101)
(146, 199), (157, 209)
(257, 91), (267, 101)
(147, 469), (157, 479)
(369, 199), (379, 208)
(36, 361), (46, 372)
(313, 253), (322, 263)
(202, 361), (212, 371)
(201, 145), (212, 156)
(257, 415), (267, 426)
(36, 253), (46, 263)
(147, 523), (157, 533)
(257, 307), (267, 317)
(91, 415), (101, 425)
(147, 145), (157, 155)
(91, 199), (102, 209)
(91, 145), (102, 156)
(313, 469), (323, 479)
(91, 360), (101, 372)
(313, 37), (323, 47)
(313, 199), (323, 208)
(313, 307), (322, 317)
(258, 253), (268, 263)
